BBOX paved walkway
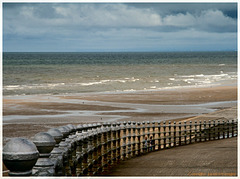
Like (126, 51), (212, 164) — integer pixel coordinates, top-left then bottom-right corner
(107, 137), (237, 176)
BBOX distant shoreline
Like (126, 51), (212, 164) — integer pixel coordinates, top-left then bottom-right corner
(3, 50), (237, 53)
(3, 80), (237, 98)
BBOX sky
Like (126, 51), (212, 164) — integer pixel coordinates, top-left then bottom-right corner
(3, 2), (238, 52)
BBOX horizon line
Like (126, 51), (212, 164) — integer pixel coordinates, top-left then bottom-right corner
(3, 50), (237, 53)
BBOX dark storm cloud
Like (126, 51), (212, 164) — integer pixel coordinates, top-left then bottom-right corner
(128, 3), (237, 18)
(3, 3), (237, 52)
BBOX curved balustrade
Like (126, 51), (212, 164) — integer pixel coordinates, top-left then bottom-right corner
(3, 119), (238, 176)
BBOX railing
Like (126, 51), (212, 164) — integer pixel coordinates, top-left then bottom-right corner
(3, 119), (238, 176)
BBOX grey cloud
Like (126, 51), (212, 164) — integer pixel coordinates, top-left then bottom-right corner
(3, 3), (236, 34)
(33, 4), (61, 19)
(128, 3), (237, 18)
(162, 9), (236, 33)
(3, 3), (237, 52)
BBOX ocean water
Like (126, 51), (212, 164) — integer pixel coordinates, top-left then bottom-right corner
(3, 52), (237, 96)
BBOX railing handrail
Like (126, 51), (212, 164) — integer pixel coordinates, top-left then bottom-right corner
(3, 119), (238, 176)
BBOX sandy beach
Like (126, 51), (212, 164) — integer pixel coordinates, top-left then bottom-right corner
(2, 85), (237, 145)
(3, 3), (238, 176)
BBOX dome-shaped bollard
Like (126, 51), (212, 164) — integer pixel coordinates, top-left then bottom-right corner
(62, 126), (73, 150)
(67, 124), (77, 136)
(58, 126), (69, 139)
(58, 126), (71, 176)
(64, 124), (77, 176)
(77, 124), (83, 133)
(47, 128), (64, 176)
(58, 126), (70, 154)
(3, 138), (39, 176)
(32, 132), (56, 176)
(66, 124), (76, 144)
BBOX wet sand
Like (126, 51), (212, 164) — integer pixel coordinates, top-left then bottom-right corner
(3, 102), (130, 116)
(60, 85), (237, 105)
(2, 85), (237, 145)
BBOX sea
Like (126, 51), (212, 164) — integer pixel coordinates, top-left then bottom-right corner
(3, 52), (237, 96)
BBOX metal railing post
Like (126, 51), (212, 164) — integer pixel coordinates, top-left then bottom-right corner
(173, 121), (176, 147)
(168, 121), (172, 148)
(132, 121), (137, 157)
(208, 120), (211, 141)
(199, 121), (202, 142)
(213, 120), (217, 140)
(194, 121), (198, 143)
(178, 122), (182, 146)
(231, 119), (234, 137)
(116, 122), (121, 162)
(107, 122), (112, 168)
(203, 121), (207, 141)
(112, 123), (117, 166)
(222, 120), (225, 139)
(121, 121), (127, 160)
(137, 122), (141, 155)
(147, 121), (151, 152)
(163, 121), (166, 149)
(127, 121), (132, 159)
(217, 120), (220, 139)
(189, 121), (192, 144)
(152, 122), (156, 151)
(184, 121), (187, 145)
(157, 121), (161, 150)
(142, 121), (147, 153)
